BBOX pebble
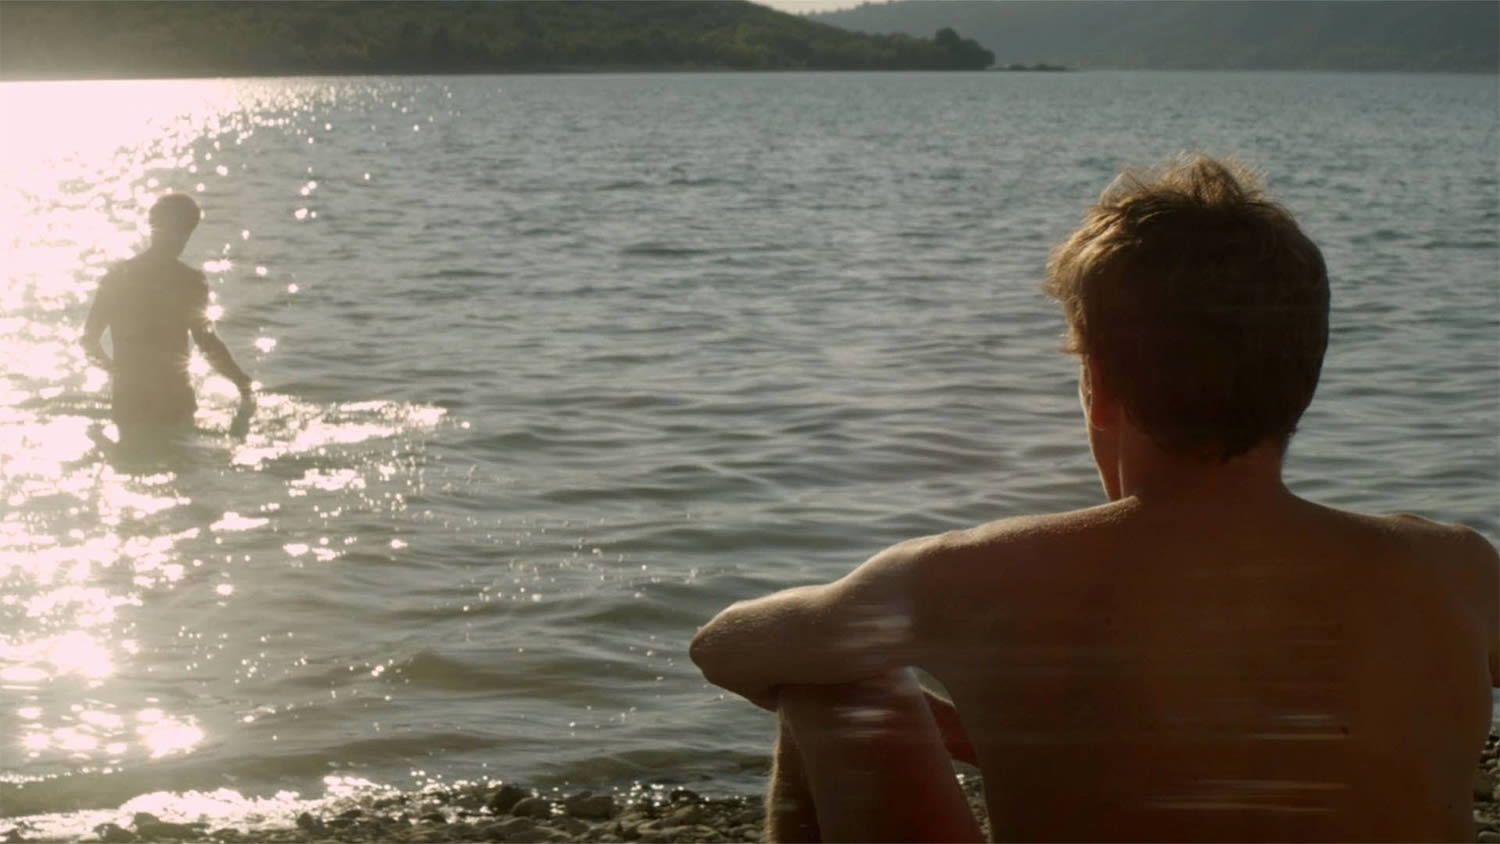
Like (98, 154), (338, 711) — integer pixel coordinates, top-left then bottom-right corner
(565, 791), (618, 820)
(511, 796), (552, 818)
(487, 784), (528, 815)
(1480, 833), (1500, 844)
(665, 804), (705, 827)
(1478, 770), (1496, 802)
(451, 789), (487, 811)
(134, 818), (203, 839)
(95, 825), (136, 844)
(486, 816), (535, 836)
(554, 817), (593, 835)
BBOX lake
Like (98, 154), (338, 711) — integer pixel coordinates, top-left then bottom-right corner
(1, 70), (1496, 832)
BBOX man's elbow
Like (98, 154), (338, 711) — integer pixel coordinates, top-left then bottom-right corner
(688, 625), (716, 680)
(689, 618), (742, 691)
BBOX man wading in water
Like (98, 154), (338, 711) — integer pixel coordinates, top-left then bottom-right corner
(691, 155), (1498, 842)
(82, 194), (254, 447)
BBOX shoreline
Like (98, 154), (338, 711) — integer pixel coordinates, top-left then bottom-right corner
(6, 738), (1499, 843)
(0, 66), (1009, 84)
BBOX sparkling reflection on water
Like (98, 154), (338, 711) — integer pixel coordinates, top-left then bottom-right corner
(1, 72), (1496, 832)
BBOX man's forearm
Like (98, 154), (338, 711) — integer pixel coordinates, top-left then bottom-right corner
(693, 546), (923, 710)
(690, 586), (834, 709)
(197, 333), (251, 391)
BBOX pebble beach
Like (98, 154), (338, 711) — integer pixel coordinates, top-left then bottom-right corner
(6, 737), (1499, 843)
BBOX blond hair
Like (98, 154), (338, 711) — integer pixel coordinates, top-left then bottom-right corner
(1043, 155), (1329, 460)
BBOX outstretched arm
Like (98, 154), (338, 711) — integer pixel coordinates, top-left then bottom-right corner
(192, 326), (253, 397)
(690, 538), (934, 711)
(188, 281), (253, 397)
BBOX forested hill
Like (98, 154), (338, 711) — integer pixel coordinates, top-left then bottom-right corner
(812, 0), (1498, 72)
(0, 1), (994, 79)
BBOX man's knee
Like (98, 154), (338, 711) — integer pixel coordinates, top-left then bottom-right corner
(779, 670), (926, 741)
(773, 672), (981, 842)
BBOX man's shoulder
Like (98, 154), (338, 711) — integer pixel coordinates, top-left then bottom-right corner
(1365, 510), (1496, 560)
(1344, 509), (1498, 606)
(174, 261), (207, 285)
(168, 262), (209, 300)
(890, 503), (1130, 575)
(102, 255), (138, 281)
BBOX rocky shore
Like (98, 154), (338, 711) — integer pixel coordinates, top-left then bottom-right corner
(0, 781), (789, 844)
(6, 737), (1499, 843)
(1474, 733), (1500, 843)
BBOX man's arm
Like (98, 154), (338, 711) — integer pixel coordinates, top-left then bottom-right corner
(81, 271), (115, 370)
(924, 689), (979, 766)
(1472, 529), (1500, 688)
(188, 278), (253, 397)
(690, 537), (935, 710)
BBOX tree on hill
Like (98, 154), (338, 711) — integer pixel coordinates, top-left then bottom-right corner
(0, 1), (997, 79)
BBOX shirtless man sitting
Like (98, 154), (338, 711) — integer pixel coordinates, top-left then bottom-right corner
(691, 155), (1499, 842)
(82, 194), (254, 447)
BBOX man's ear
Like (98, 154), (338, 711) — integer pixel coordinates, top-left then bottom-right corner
(1082, 356), (1122, 432)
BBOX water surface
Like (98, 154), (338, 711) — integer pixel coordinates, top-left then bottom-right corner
(1, 71), (1496, 831)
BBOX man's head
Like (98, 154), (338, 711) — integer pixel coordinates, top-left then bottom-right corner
(147, 193), (202, 256)
(1044, 155), (1329, 463)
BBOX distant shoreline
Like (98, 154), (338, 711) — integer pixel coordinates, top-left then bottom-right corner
(2, 66), (1003, 83)
(9, 67), (1500, 84)
(992, 63), (1072, 72)
(0, 62), (1031, 83)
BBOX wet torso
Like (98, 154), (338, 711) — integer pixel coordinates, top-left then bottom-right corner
(919, 499), (1494, 841)
(100, 254), (209, 426)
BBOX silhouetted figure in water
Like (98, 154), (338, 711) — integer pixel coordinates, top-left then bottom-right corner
(82, 194), (253, 447)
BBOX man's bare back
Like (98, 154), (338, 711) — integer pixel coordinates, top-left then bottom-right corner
(691, 157), (1499, 842)
(913, 497), (1497, 840)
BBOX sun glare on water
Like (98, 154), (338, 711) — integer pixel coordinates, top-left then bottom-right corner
(0, 78), (259, 793)
(2, 77), (450, 825)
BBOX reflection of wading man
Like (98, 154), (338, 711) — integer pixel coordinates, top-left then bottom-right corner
(691, 156), (1499, 842)
(82, 194), (253, 446)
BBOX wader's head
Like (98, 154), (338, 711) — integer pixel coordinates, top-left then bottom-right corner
(147, 193), (202, 257)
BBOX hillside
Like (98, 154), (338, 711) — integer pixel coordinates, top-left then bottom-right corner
(0, 0), (995, 80)
(812, 1), (1499, 72)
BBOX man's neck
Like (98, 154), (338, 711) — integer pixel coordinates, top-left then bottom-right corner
(1113, 435), (1289, 508)
(143, 237), (187, 261)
